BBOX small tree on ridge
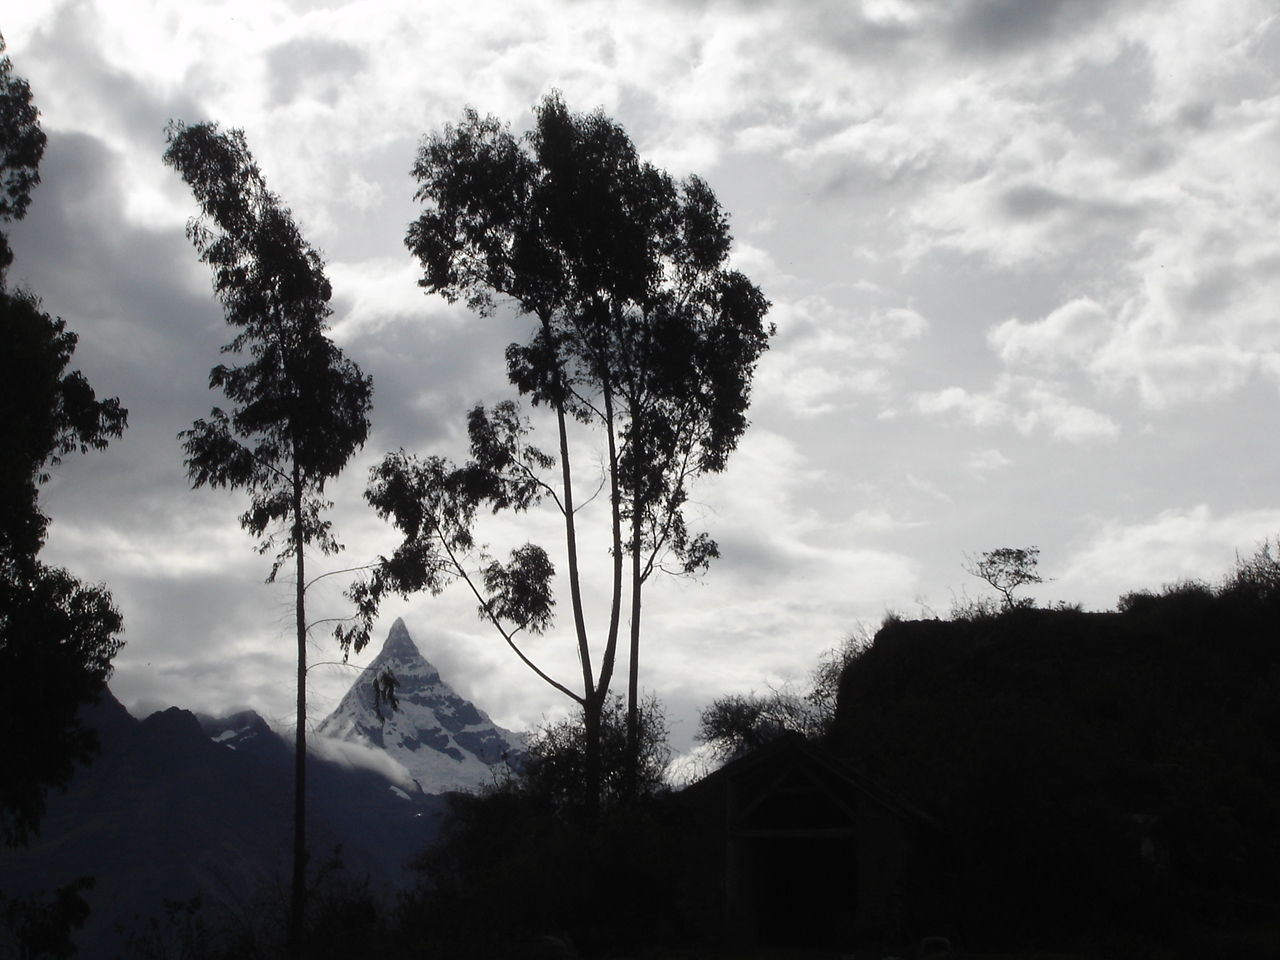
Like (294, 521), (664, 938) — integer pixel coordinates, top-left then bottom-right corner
(964, 546), (1044, 610)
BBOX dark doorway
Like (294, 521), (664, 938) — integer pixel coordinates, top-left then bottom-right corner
(746, 835), (856, 947)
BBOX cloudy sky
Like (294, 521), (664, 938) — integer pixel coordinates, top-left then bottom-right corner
(8, 0), (1280, 753)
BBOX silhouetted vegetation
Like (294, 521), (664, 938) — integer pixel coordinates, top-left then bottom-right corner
(0, 39), (125, 960)
(696, 633), (864, 762)
(0, 878), (94, 960)
(397, 697), (679, 958)
(962, 546), (1045, 611)
(0, 36), (126, 850)
(162, 121), (374, 955)
(828, 541), (1280, 957)
(26, 542), (1280, 959)
(348, 92), (772, 813)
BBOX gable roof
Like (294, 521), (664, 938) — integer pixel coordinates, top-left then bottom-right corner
(677, 733), (944, 833)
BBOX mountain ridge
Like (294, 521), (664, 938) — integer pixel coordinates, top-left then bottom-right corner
(316, 618), (524, 794)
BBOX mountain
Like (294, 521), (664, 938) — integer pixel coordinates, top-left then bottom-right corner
(316, 618), (524, 794)
(0, 690), (447, 960)
(0, 620), (518, 957)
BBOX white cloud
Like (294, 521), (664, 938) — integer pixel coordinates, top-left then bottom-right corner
(13, 0), (1280, 754)
(915, 374), (1120, 442)
(1060, 505), (1280, 605)
(965, 448), (1012, 474)
(989, 298), (1111, 369)
(759, 296), (928, 415)
(308, 734), (417, 790)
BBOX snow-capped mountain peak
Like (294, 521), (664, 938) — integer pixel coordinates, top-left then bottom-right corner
(315, 619), (523, 794)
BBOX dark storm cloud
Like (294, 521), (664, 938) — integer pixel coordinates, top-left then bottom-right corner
(997, 183), (1142, 226)
(948, 0), (1116, 54)
(21, 3), (203, 144)
(266, 37), (368, 107)
(665, 0), (1143, 63)
(1000, 184), (1072, 220)
(9, 132), (212, 337)
(7, 129), (228, 489)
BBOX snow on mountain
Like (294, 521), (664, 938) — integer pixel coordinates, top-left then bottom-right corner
(315, 618), (524, 795)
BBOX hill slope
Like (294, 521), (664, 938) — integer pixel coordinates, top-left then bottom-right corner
(829, 588), (1280, 946)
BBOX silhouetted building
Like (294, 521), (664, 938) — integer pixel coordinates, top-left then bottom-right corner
(672, 733), (944, 950)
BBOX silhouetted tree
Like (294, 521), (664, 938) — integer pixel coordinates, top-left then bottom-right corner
(964, 546), (1043, 610)
(163, 121), (373, 956)
(350, 94), (771, 810)
(521, 693), (671, 814)
(0, 36), (126, 849)
(0, 877), (94, 960)
(406, 697), (678, 955)
(696, 633), (864, 762)
(0, 35), (44, 282)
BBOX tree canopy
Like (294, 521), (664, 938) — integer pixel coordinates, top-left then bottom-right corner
(353, 93), (771, 808)
(163, 120), (373, 953)
(0, 35), (45, 280)
(0, 292), (126, 848)
(0, 38), (126, 848)
(963, 546), (1045, 611)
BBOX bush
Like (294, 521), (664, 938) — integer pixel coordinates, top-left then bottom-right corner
(398, 698), (681, 957)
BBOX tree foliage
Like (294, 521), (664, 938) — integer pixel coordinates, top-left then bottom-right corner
(695, 633), (865, 763)
(404, 699), (679, 957)
(963, 546), (1044, 610)
(355, 93), (771, 808)
(0, 877), (94, 960)
(0, 34), (46, 279)
(519, 693), (671, 815)
(163, 120), (372, 952)
(162, 122), (373, 573)
(0, 41), (126, 849)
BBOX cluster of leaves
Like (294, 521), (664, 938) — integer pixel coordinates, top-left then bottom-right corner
(958, 546), (1045, 615)
(695, 632), (867, 763)
(516, 693), (672, 815)
(0, 35), (44, 278)
(828, 542), (1280, 951)
(0, 37), (126, 850)
(161, 121), (373, 586)
(402, 698), (679, 958)
(0, 877), (94, 960)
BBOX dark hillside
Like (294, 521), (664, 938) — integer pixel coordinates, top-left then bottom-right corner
(828, 587), (1280, 953)
(0, 690), (447, 959)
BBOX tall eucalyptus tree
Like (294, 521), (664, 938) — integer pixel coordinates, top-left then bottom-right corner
(351, 94), (770, 809)
(163, 123), (372, 953)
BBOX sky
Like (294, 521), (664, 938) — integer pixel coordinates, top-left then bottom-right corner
(7, 0), (1280, 755)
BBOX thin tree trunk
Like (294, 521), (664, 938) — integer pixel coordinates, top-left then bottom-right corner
(597, 381), (624, 697)
(541, 312), (599, 812)
(289, 467), (307, 958)
(624, 510), (642, 802)
(582, 689), (603, 819)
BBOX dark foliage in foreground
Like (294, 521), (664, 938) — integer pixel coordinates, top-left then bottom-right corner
(110, 701), (680, 960)
(0, 40), (126, 851)
(395, 699), (680, 958)
(829, 544), (1280, 954)
(0, 878), (93, 960)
